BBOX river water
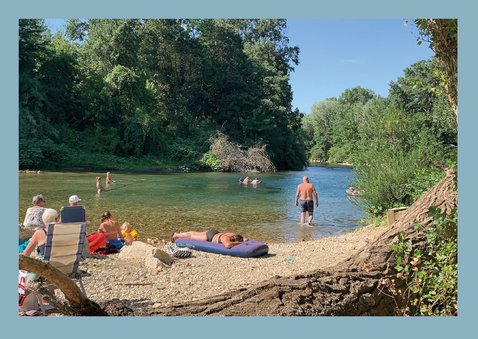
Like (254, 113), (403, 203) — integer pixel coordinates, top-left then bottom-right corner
(19, 167), (364, 243)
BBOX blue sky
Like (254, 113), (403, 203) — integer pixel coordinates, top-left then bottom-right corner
(45, 18), (434, 114)
(286, 19), (434, 113)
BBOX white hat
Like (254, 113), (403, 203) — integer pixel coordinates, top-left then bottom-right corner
(69, 195), (81, 204)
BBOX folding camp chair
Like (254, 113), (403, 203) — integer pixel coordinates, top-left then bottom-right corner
(60, 206), (86, 223)
(42, 222), (88, 296)
(59, 206), (94, 259)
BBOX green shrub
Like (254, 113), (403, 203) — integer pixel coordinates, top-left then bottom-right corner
(328, 145), (349, 164)
(391, 206), (457, 316)
(19, 138), (69, 169)
(19, 138), (44, 169)
(37, 139), (69, 168)
(199, 151), (221, 171)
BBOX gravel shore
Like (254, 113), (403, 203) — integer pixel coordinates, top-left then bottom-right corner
(79, 224), (387, 312)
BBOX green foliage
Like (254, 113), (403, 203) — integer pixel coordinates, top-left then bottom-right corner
(199, 151), (222, 171)
(19, 18), (307, 171)
(304, 58), (457, 215)
(414, 19), (457, 124)
(19, 138), (69, 170)
(391, 207), (457, 315)
(19, 139), (44, 169)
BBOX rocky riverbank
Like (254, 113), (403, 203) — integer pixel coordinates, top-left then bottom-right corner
(78, 224), (387, 313)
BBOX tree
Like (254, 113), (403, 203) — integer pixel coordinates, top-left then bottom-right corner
(414, 19), (457, 124)
(388, 59), (456, 146)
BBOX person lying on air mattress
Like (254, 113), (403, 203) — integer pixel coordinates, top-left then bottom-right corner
(171, 229), (248, 248)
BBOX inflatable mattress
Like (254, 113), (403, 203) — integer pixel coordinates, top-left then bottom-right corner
(175, 238), (268, 258)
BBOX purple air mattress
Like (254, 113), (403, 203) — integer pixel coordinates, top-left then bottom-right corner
(175, 238), (269, 258)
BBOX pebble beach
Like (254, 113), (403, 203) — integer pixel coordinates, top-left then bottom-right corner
(79, 224), (387, 311)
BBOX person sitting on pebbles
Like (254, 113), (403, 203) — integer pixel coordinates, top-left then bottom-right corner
(171, 229), (248, 249)
(98, 211), (124, 250)
(121, 222), (139, 245)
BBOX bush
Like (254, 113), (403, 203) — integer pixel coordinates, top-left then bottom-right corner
(19, 138), (69, 169)
(391, 206), (457, 315)
(199, 151), (221, 171)
(19, 138), (44, 169)
(37, 139), (69, 168)
(328, 145), (349, 164)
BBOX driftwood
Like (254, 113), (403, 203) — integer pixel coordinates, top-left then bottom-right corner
(19, 255), (107, 316)
(210, 133), (276, 173)
(135, 171), (456, 316)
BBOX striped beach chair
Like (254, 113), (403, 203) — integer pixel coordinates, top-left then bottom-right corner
(43, 222), (88, 296)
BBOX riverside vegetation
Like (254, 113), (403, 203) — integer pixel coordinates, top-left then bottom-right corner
(19, 19), (457, 316)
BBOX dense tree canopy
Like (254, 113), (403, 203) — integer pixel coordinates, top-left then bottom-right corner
(19, 19), (307, 171)
(303, 59), (457, 214)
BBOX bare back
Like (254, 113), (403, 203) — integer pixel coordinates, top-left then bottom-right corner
(297, 182), (316, 200)
(99, 219), (121, 240)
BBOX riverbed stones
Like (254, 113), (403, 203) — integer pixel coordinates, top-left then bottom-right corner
(77, 225), (387, 314)
(151, 248), (174, 266)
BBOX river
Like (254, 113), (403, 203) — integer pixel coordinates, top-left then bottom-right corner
(19, 167), (364, 243)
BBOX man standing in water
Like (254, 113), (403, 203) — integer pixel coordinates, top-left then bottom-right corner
(295, 176), (319, 225)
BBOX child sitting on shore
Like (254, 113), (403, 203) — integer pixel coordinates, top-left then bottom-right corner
(121, 222), (139, 245)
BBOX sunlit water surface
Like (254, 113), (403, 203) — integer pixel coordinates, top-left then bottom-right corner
(19, 167), (364, 243)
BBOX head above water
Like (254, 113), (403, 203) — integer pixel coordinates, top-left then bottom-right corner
(303, 176), (310, 183)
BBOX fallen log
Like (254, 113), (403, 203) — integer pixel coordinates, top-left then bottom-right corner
(19, 255), (108, 316)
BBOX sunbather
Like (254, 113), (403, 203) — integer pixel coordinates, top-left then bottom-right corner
(171, 229), (248, 249)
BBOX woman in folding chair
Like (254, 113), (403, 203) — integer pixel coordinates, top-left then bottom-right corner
(22, 208), (59, 261)
(20, 208), (59, 315)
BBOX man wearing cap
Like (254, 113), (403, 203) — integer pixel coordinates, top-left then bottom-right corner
(59, 195), (87, 223)
(69, 195), (81, 206)
(64, 194), (91, 258)
(22, 194), (46, 229)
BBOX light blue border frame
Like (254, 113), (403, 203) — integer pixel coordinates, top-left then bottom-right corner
(1, 1), (474, 338)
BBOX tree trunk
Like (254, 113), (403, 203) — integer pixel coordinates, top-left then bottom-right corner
(19, 255), (108, 316)
(135, 171), (457, 316)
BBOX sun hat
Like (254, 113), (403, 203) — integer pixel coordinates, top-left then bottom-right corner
(68, 195), (81, 204)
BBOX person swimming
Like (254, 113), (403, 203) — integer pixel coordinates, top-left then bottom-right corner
(251, 177), (262, 184)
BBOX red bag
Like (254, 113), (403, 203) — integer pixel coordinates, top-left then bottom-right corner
(87, 232), (107, 253)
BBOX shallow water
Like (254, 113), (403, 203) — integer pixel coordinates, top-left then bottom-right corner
(19, 167), (364, 243)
